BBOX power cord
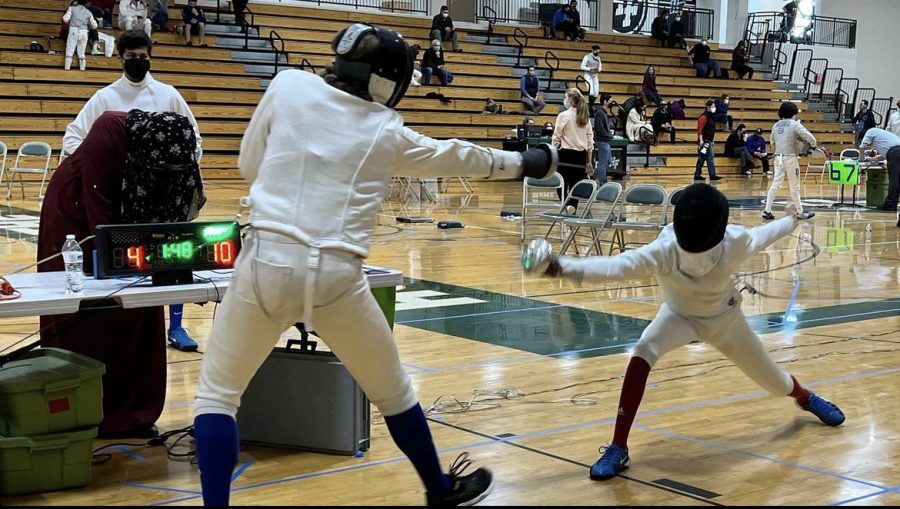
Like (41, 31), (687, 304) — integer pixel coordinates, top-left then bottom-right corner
(92, 425), (196, 465)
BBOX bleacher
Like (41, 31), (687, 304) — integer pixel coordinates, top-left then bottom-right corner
(0, 0), (856, 181)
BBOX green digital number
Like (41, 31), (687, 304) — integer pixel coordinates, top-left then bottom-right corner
(161, 241), (194, 260)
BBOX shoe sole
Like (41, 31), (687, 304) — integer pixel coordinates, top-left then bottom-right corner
(458, 477), (493, 506)
(589, 459), (631, 481)
(167, 340), (199, 352)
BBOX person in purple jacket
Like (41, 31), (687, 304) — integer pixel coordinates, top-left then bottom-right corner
(747, 128), (773, 175)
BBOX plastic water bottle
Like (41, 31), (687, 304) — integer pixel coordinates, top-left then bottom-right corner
(62, 234), (84, 294)
(865, 224), (872, 238)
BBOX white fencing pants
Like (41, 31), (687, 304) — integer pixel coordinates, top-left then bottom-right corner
(119, 16), (152, 37)
(195, 230), (418, 419)
(584, 72), (600, 97)
(765, 154), (804, 214)
(64, 28), (89, 70)
(631, 302), (793, 396)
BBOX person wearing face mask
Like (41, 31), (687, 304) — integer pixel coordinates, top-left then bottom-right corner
(553, 4), (578, 41)
(62, 30), (204, 353)
(650, 9), (669, 47)
(688, 37), (721, 78)
(763, 101), (817, 220)
(731, 40), (754, 80)
(117, 0), (152, 37)
(520, 66), (545, 114)
(522, 182), (843, 483)
(714, 94), (734, 131)
(852, 100), (877, 144)
(421, 39), (453, 87)
(430, 5), (460, 52)
(695, 100), (722, 181)
(889, 100), (900, 137)
(651, 100), (677, 144)
(641, 66), (662, 106)
(553, 88), (594, 212)
(580, 45), (602, 114)
(668, 13), (686, 49)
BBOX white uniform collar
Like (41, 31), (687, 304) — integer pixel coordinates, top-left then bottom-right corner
(676, 241), (724, 278)
(120, 72), (154, 90)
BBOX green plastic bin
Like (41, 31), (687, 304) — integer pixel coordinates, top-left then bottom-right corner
(0, 348), (105, 437)
(866, 168), (890, 207)
(0, 427), (97, 496)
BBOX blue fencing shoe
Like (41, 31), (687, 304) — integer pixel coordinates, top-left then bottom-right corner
(802, 392), (845, 426)
(167, 327), (199, 352)
(590, 444), (630, 481)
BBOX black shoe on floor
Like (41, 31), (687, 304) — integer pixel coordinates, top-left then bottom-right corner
(710, 175), (723, 181)
(693, 176), (706, 181)
(426, 453), (493, 507)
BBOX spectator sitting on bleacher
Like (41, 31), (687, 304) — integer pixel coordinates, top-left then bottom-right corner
(642, 66), (662, 106)
(430, 6), (461, 53)
(668, 12), (686, 49)
(651, 9), (669, 47)
(520, 66), (545, 115)
(714, 94), (734, 131)
(422, 39), (453, 87)
(626, 100), (654, 143)
(63, 0), (98, 71)
(118, 0), (152, 37)
(92, 0), (114, 28)
(150, 0), (167, 32)
(410, 61), (422, 87)
(747, 128), (773, 175)
(853, 100), (877, 144)
(553, 4), (579, 42)
(87, 1), (115, 57)
(688, 37), (721, 78)
(182, 0), (208, 47)
(725, 123), (755, 175)
(651, 101), (677, 144)
(731, 40), (754, 80)
(566, 0), (587, 42)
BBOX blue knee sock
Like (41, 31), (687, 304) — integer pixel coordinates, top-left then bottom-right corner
(194, 413), (239, 506)
(383, 404), (452, 494)
(169, 304), (183, 331)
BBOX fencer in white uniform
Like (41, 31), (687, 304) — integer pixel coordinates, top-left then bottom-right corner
(580, 45), (602, 111)
(764, 101), (817, 220)
(523, 183), (845, 482)
(192, 23), (559, 507)
(63, 1), (97, 71)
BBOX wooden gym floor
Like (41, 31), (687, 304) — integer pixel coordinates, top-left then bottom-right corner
(0, 176), (898, 506)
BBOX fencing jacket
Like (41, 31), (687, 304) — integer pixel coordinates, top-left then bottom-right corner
(63, 5), (99, 30)
(62, 73), (201, 157)
(239, 70), (529, 258)
(771, 118), (817, 156)
(557, 217), (799, 318)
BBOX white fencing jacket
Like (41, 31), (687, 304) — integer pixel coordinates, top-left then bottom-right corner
(62, 73), (202, 157)
(240, 69), (531, 258)
(558, 217), (799, 318)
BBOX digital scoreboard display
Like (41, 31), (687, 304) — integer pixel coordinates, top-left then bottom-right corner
(94, 221), (242, 279)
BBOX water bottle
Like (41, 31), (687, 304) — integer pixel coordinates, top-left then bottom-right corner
(865, 223), (872, 238)
(699, 142), (709, 155)
(62, 234), (84, 294)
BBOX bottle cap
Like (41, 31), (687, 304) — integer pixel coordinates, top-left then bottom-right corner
(66, 234), (76, 240)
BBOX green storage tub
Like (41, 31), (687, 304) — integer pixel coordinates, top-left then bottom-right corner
(0, 427), (97, 496)
(0, 348), (104, 437)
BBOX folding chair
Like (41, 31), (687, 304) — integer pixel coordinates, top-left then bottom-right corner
(664, 186), (685, 225)
(609, 184), (669, 254)
(521, 171), (564, 240)
(559, 182), (623, 256)
(802, 147), (829, 183)
(3, 142), (52, 200)
(537, 179), (598, 242)
(0, 141), (7, 196)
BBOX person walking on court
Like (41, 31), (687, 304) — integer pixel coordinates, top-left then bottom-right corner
(522, 183), (845, 482)
(763, 101), (817, 220)
(191, 22), (559, 506)
(695, 100), (722, 181)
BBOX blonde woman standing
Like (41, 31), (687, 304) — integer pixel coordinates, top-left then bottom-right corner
(552, 88), (594, 212)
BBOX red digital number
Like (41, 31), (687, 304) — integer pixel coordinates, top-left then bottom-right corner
(214, 240), (235, 266)
(127, 245), (145, 270)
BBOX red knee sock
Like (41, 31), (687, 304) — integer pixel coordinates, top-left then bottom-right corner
(611, 356), (652, 450)
(789, 375), (810, 407)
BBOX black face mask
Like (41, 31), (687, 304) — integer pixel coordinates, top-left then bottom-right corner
(124, 58), (151, 82)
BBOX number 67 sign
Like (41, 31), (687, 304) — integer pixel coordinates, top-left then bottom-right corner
(828, 160), (860, 185)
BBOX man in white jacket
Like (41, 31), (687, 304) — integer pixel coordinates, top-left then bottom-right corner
(63, 0), (98, 71)
(191, 23), (558, 507)
(118, 0), (152, 37)
(523, 183), (845, 482)
(62, 31), (203, 352)
(580, 45), (602, 113)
